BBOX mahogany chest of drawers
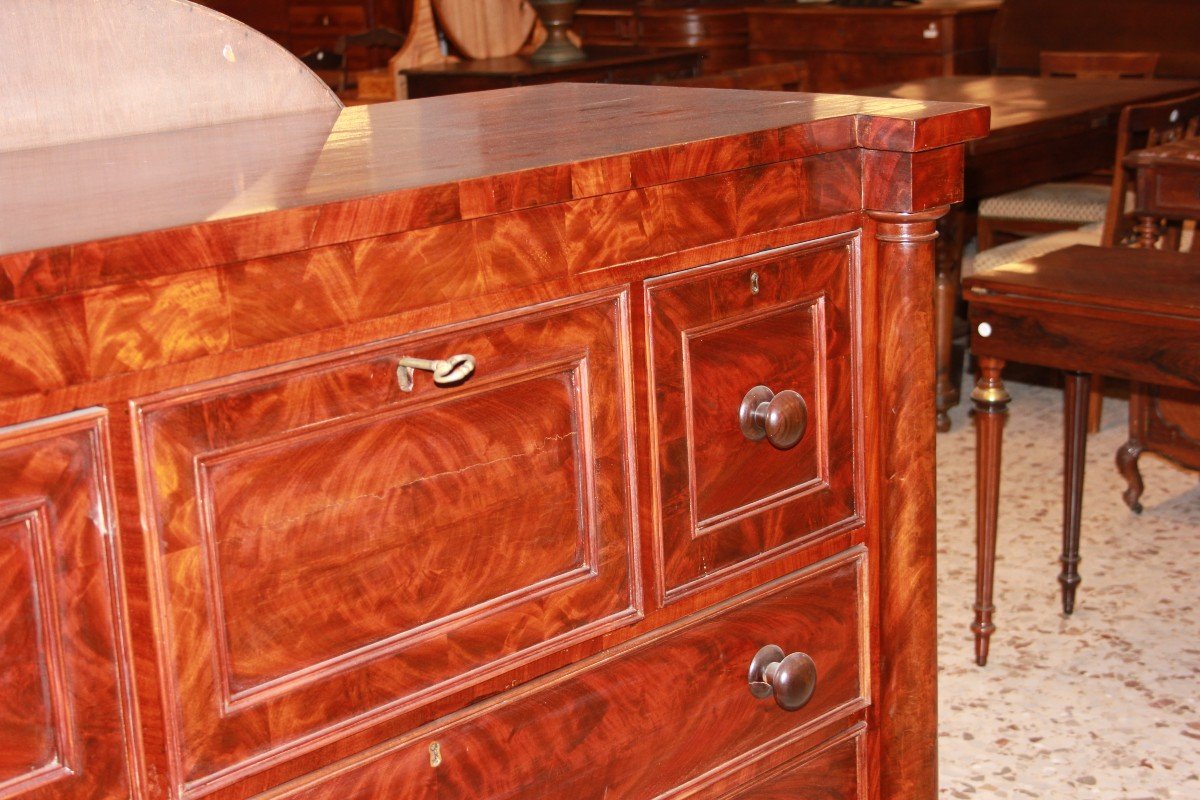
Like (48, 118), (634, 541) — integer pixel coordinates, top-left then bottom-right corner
(0, 83), (985, 799)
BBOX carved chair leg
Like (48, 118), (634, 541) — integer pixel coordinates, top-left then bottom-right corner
(1060, 372), (1090, 615)
(971, 356), (1010, 666)
(1118, 381), (1149, 513)
(1116, 440), (1145, 514)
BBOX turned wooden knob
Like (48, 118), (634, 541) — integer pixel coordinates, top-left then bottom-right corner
(739, 386), (808, 450)
(748, 644), (817, 712)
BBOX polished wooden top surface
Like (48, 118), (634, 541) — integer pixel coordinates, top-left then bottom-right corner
(965, 244), (1200, 321)
(0, 83), (986, 258)
(856, 76), (1200, 135)
(1125, 137), (1200, 171)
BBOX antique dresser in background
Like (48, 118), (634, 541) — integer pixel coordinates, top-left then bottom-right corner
(0, 2), (986, 798)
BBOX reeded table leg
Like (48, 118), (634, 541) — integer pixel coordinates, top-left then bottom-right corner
(935, 208), (966, 432)
(971, 356), (1010, 666)
(1060, 371), (1090, 615)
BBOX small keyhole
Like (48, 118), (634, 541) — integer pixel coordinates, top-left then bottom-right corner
(750, 271), (760, 295)
(429, 741), (442, 768)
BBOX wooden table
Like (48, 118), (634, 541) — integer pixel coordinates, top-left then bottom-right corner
(1118, 137), (1200, 511)
(964, 244), (1200, 666)
(401, 46), (702, 97)
(853, 75), (1200, 430)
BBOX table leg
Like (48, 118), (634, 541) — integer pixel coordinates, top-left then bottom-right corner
(935, 207), (966, 432)
(971, 355), (1009, 666)
(1060, 371), (1090, 615)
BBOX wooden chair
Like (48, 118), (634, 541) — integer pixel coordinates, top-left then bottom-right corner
(661, 61), (809, 92)
(335, 26), (408, 95)
(1040, 51), (1161, 80)
(975, 51), (1161, 252)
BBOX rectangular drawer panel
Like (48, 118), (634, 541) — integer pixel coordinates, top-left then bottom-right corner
(0, 410), (133, 799)
(260, 550), (868, 800)
(715, 727), (862, 800)
(132, 291), (639, 797)
(748, 13), (952, 54)
(646, 240), (861, 602)
(287, 4), (366, 33)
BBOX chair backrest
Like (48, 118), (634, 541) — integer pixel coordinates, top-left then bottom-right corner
(662, 61), (808, 92)
(1103, 91), (1200, 247)
(1039, 51), (1160, 79)
(335, 26), (408, 91)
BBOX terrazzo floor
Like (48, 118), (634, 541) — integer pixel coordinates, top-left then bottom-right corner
(936, 378), (1200, 799)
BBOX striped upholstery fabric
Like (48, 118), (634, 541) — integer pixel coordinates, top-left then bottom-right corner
(978, 182), (1110, 223)
(964, 222), (1105, 276)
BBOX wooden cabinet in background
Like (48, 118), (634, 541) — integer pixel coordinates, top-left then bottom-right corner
(195, 0), (410, 69)
(746, 0), (1000, 92)
(0, 45), (986, 800)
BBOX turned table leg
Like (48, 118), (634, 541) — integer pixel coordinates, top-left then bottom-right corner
(971, 356), (1009, 666)
(1060, 371), (1090, 615)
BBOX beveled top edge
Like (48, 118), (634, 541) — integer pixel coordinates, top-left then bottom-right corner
(0, 83), (985, 260)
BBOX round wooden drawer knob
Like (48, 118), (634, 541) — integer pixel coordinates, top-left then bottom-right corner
(738, 385), (807, 450)
(748, 644), (817, 712)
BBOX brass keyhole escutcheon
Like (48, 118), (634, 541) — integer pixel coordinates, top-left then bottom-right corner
(739, 385), (807, 450)
(749, 271), (760, 295)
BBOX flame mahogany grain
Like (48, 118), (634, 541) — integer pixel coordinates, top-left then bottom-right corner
(0, 82), (985, 799)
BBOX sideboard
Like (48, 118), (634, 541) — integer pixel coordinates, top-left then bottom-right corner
(0, 72), (985, 800)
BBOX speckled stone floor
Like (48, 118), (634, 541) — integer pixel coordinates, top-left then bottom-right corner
(936, 378), (1200, 799)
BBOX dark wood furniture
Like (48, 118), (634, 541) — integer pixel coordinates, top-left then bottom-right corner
(400, 46), (702, 97)
(576, 2), (751, 74)
(964, 245), (1200, 666)
(0, 4), (988, 795)
(992, 0), (1200, 82)
(194, 0), (411, 72)
(663, 59), (807, 90)
(745, 0), (1000, 92)
(1039, 51), (1161, 81)
(852, 75), (1200, 430)
(1117, 137), (1200, 513)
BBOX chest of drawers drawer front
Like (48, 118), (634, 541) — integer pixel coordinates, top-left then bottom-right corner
(259, 550), (867, 800)
(646, 239), (861, 602)
(131, 292), (639, 796)
(715, 727), (863, 800)
(0, 410), (134, 800)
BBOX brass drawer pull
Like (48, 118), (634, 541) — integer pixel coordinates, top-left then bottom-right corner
(738, 385), (807, 450)
(397, 354), (476, 391)
(748, 644), (817, 712)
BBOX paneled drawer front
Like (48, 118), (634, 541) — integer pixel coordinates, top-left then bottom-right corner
(132, 291), (639, 797)
(0, 410), (133, 799)
(715, 727), (863, 800)
(260, 550), (868, 800)
(646, 239), (861, 602)
(749, 13), (951, 54)
(288, 4), (366, 34)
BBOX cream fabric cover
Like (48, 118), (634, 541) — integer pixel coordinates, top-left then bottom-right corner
(978, 182), (1110, 223)
(964, 222), (1105, 276)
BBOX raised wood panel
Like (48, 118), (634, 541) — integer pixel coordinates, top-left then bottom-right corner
(0, 410), (134, 799)
(716, 727), (863, 800)
(257, 551), (868, 800)
(646, 239), (861, 603)
(131, 290), (640, 796)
